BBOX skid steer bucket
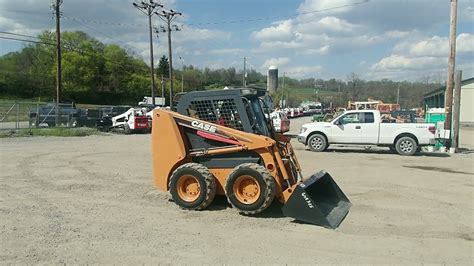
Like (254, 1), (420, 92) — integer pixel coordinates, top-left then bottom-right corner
(282, 170), (351, 228)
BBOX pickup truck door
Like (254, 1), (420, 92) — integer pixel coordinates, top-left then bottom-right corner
(360, 112), (379, 144)
(331, 112), (362, 143)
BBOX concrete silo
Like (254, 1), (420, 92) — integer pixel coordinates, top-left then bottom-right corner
(267, 66), (278, 93)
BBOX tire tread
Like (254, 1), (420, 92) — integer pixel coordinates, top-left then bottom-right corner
(169, 163), (216, 210)
(225, 163), (275, 215)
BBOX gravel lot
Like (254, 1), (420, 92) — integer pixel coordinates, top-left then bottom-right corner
(1, 117), (473, 264)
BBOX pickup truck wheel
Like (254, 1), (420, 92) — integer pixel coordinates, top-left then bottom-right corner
(395, 136), (417, 156)
(308, 133), (328, 152)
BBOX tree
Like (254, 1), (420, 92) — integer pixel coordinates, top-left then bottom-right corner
(346, 72), (362, 100)
(157, 55), (169, 77)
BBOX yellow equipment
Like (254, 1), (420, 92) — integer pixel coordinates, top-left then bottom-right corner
(151, 88), (351, 228)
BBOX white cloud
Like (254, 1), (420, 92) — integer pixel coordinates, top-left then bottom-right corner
(457, 33), (474, 53)
(297, 0), (355, 15)
(176, 28), (231, 43)
(370, 55), (442, 71)
(393, 33), (474, 57)
(209, 48), (244, 55)
(286, 65), (323, 78)
(255, 41), (303, 51)
(251, 20), (293, 41)
(261, 57), (290, 69)
(300, 45), (330, 55)
(297, 16), (361, 34)
(250, 1), (419, 58)
(369, 33), (474, 80)
(408, 36), (447, 57)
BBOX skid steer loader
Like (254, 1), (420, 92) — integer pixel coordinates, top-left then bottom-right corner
(151, 88), (351, 228)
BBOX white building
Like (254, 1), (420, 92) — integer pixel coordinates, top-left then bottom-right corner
(424, 77), (474, 124)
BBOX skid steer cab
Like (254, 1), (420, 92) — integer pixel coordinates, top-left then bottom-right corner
(151, 88), (351, 228)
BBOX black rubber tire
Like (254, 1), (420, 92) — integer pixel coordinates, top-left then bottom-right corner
(124, 123), (131, 134)
(395, 136), (417, 156)
(169, 163), (216, 210)
(98, 126), (109, 132)
(67, 118), (77, 128)
(307, 133), (328, 152)
(225, 163), (276, 215)
(29, 115), (39, 128)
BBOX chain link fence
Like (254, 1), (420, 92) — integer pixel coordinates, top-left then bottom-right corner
(0, 102), (76, 130)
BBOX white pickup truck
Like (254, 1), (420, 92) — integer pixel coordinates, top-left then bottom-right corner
(297, 110), (436, 156)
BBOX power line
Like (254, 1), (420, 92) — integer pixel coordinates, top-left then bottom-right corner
(2, 9), (52, 15)
(0, 34), (76, 55)
(63, 15), (116, 40)
(0, 31), (44, 40)
(59, 1), (370, 29)
(62, 15), (146, 28)
(0, 36), (55, 46)
(183, 0), (371, 26)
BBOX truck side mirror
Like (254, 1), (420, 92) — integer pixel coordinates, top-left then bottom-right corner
(334, 119), (340, 125)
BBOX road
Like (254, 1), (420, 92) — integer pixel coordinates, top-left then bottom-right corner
(1, 117), (473, 264)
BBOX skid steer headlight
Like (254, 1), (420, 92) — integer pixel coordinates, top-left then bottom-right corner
(300, 127), (307, 134)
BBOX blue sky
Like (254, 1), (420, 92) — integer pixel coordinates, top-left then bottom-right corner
(1, 0), (473, 81)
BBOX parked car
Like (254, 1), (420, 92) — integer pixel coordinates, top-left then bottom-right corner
(29, 103), (78, 127)
(298, 110), (436, 156)
(98, 106), (132, 118)
(70, 108), (102, 127)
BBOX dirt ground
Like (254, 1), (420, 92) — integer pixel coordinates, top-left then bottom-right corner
(1, 117), (473, 264)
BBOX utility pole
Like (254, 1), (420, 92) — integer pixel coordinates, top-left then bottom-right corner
(133, 0), (163, 106)
(161, 75), (164, 101)
(181, 71), (184, 92)
(452, 70), (462, 151)
(53, 0), (63, 126)
(156, 9), (182, 106)
(444, 0), (458, 148)
(179, 56), (184, 92)
(338, 85), (341, 107)
(281, 72), (286, 107)
(243, 57), (247, 87)
(396, 84), (400, 104)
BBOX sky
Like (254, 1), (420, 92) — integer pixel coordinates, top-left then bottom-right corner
(1, 0), (473, 81)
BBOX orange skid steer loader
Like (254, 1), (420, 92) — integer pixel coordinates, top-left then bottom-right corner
(151, 88), (351, 228)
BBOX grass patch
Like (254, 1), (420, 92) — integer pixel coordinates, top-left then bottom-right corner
(0, 127), (101, 138)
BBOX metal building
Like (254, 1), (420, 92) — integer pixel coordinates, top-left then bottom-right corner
(267, 66), (278, 92)
(424, 77), (474, 124)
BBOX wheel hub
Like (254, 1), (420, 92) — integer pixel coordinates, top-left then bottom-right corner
(400, 140), (413, 152)
(311, 137), (323, 149)
(177, 175), (200, 202)
(234, 175), (261, 204)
